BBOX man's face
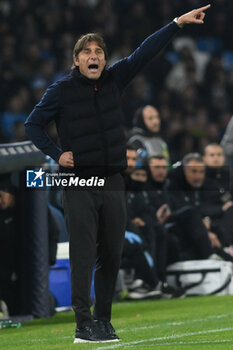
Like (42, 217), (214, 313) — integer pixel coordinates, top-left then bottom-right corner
(126, 149), (137, 174)
(143, 106), (160, 133)
(131, 169), (147, 182)
(0, 191), (15, 210)
(73, 41), (106, 80)
(184, 160), (206, 188)
(149, 158), (168, 182)
(203, 145), (225, 168)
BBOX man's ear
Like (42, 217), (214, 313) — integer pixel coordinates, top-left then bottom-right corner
(73, 56), (79, 67)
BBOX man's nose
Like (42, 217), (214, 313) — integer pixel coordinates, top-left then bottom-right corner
(90, 52), (98, 60)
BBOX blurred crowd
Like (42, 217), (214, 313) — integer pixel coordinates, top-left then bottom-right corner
(2, 0), (233, 313)
(121, 142), (233, 299)
(1, 0), (233, 162)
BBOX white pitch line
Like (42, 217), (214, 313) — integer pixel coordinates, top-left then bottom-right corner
(117, 312), (233, 333)
(96, 327), (233, 350)
(14, 312), (233, 345)
(140, 339), (232, 347)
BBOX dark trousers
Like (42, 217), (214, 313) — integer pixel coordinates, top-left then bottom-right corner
(121, 239), (158, 288)
(213, 205), (233, 246)
(169, 206), (212, 259)
(62, 173), (126, 327)
(0, 278), (20, 315)
(149, 224), (168, 282)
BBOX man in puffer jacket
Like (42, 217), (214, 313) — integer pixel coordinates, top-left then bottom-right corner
(25, 5), (211, 344)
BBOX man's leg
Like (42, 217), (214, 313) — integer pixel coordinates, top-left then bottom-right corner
(218, 206), (233, 246)
(93, 174), (126, 321)
(172, 206), (212, 259)
(62, 189), (101, 327)
(121, 239), (158, 288)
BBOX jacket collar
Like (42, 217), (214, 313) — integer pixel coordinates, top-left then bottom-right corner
(71, 66), (109, 85)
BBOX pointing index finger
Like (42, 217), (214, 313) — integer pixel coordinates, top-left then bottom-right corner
(197, 4), (211, 12)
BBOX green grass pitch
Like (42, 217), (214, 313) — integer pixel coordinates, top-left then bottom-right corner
(1, 295), (233, 350)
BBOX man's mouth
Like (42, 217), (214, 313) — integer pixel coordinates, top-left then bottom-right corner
(88, 64), (99, 72)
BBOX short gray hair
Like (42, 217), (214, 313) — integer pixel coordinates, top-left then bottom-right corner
(182, 153), (204, 166)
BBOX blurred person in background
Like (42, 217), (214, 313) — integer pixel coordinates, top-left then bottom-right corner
(167, 152), (233, 261)
(147, 154), (212, 261)
(167, 153), (219, 257)
(221, 115), (233, 175)
(0, 176), (21, 316)
(128, 105), (170, 163)
(124, 144), (138, 191)
(122, 151), (162, 300)
(125, 144), (137, 177)
(25, 5), (211, 344)
(1, 94), (28, 141)
(127, 159), (185, 298)
(202, 143), (233, 251)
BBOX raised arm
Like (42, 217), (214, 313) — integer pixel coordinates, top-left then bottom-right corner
(110, 4), (211, 90)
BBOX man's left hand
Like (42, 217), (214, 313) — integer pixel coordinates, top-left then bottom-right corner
(178, 4), (211, 27)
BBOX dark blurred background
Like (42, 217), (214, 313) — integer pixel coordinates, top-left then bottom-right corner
(0, 0), (233, 162)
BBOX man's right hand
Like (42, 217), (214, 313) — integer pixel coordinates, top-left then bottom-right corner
(132, 217), (146, 227)
(58, 151), (74, 168)
(208, 232), (222, 248)
(222, 201), (233, 212)
(156, 204), (171, 224)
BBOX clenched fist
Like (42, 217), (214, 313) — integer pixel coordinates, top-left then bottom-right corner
(58, 151), (74, 168)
